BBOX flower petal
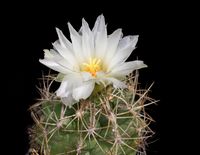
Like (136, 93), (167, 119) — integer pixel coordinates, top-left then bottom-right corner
(43, 49), (60, 60)
(82, 18), (94, 59)
(56, 72), (93, 98)
(57, 74), (90, 107)
(117, 35), (138, 52)
(110, 60), (147, 76)
(56, 80), (70, 97)
(39, 59), (71, 74)
(92, 15), (101, 35)
(61, 95), (77, 107)
(68, 22), (85, 63)
(92, 15), (107, 59)
(56, 73), (82, 97)
(104, 29), (122, 65)
(106, 77), (127, 88)
(53, 41), (79, 71)
(80, 71), (93, 81)
(55, 28), (73, 51)
(107, 35), (139, 71)
(72, 80), (95, 101)
(93, 71), (107, 86)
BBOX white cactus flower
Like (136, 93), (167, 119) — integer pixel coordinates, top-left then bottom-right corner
(39, 15), (147, 106)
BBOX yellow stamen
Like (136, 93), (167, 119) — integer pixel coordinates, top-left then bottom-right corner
(82, 58), (102, 77)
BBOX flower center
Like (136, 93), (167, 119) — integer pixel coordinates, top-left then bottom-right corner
(82, 58), (102, 77)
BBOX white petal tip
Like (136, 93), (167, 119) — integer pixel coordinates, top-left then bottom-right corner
(55, 27), (62, 35)
(43, 49), (49, 53)
(82, 18), (86, 22)
(61, 97), (77, 107)
(55, 27), (59, 31)
(137, 63), (148, 69)
(99, 14), (105, 19)
(67, 22), (72, 27)
(39, 59), (42, 63)
(143, 64), (148, 68)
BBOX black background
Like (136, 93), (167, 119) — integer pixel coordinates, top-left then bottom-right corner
(1, 1), (163, 155)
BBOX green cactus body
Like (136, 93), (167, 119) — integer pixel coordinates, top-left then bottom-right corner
(29, 72), (155, 155)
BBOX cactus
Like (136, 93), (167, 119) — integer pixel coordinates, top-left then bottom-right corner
(28, 15), (156, 155)
(28, 71), (155, 155)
